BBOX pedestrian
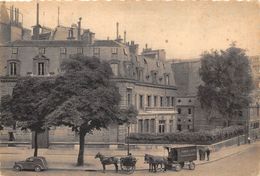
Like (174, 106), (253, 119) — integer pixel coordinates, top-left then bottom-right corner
(248, 136), (251, 144)
(206, 147), (211, 161)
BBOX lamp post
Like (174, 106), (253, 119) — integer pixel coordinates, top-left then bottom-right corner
(127, 123), (130, 156)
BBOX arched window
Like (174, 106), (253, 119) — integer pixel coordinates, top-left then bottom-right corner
(9, 62), (17, 75)
(7, 60), (20, 76)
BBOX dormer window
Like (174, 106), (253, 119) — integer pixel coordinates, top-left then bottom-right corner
(110, 63), (119, 76)
(111, 48), (118, 54)
(39, 48), (45, 54)
(77, 48), (83, 54)
(12, 48), (18, 54)
(165, 74), (170, 85)
(93, 48), (100, 57)
(60, 47), (67, 55)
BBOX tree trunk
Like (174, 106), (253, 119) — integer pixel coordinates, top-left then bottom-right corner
(34, 131), (38, 157)
(77, 131), (86, 166)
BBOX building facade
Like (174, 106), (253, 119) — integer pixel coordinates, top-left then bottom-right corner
(0, 3), (178, 145)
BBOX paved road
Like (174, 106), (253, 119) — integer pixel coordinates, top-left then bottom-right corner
(1, 143), (260, 176)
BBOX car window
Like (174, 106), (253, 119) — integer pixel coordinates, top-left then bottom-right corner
(26, 158), (34, 162)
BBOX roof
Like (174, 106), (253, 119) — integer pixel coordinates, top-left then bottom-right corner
(92, 40), (124, 47)
(4, 40), (91, 47)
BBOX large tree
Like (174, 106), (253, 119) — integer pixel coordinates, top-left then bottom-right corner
(198, 44), (254, 126)
(45, 55), (138, 166)
(0, 77), (55, 156)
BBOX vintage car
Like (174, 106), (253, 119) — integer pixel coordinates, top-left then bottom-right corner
(13, 156), (48, 172)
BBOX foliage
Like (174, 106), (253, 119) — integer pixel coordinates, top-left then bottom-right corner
(0, 77), (55, 155)
(198, 44), (254, 126)
(129, 125), (244, 144)
(44, 55), (138, 165)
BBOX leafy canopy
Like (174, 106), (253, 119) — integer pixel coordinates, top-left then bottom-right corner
(198, 44), (253, 124)
(46, 56), (136, 134)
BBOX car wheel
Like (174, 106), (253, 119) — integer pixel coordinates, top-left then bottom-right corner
(14, 165), (21, 171)
(34, 166), (41, 172)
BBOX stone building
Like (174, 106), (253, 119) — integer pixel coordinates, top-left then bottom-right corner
(0, 3), (177, 146)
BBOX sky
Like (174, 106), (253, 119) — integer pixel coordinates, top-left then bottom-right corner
(3, 1), (260, 59)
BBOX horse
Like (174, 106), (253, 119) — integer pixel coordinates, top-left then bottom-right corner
(95, 152), (119, 173)
(144, 154), (167, 172)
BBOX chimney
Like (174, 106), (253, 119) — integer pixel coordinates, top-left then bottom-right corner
(57, 6), (60, 26)
(116, 22), (119, 39)
(17, 8), (19, 24)
(77, 17), (82, 40)
(10, 6), (13, 23)
(14, 8), (16, 24)
(145, 43), (148, 49)
(124, 30), (126, 44)
(36, 3), (39, 25)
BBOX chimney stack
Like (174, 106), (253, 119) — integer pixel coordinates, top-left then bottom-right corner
(77, 17), (82, 40)
(10, 6), (13, 23)
(124, 30), (126, 44)
(17, 8), (19, 24)
(36, 3), (39, 25)
(116, 22), (119, 39)
(57, 6), (60, 26)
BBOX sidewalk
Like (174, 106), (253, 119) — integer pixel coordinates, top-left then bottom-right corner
(0, 142), (257, 171)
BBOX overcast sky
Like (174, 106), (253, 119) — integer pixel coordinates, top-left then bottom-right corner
(4, 1), (260, 59)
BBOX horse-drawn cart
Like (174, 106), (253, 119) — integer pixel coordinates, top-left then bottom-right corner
(120, 155), (137, 174)
(164, 145), (197, 171)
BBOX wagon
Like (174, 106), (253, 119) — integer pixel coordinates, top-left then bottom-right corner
(164, 145), (197, 171)
(120, 155), (137, 174)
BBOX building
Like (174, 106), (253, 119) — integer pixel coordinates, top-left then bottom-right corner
(0, 3), (178, 146)
(0, 2), (30, 45)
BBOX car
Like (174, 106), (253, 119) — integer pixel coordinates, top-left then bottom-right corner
(13, 156), (48, 172)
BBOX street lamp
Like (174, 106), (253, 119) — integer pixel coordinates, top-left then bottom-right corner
(127, 122), (130, 156)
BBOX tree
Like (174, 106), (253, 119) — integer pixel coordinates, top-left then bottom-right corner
(45, 55), (138, 166)
(0, 77), (55, 156)
(198, 44), (254, 126)
(0, 95), (16, 141)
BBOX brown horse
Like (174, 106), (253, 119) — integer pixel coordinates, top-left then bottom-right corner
(95, 152), (119, 173)
(144, 154), (167, 172)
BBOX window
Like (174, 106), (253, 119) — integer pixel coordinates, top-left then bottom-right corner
(150, 119), (155, 133)
(110, 63), (119, 76)
(177, 124), (182, 131)
(144, 119), (149, 133)
(152, 72), (157, 83)
(239, 111), (243, 117)
(139, 95), (144, 109)
(137, 70), (143, 81)
(171, 97), (175, 106)
(111, 48), (118, 54)
(38, 62), (45, 75)
(147, 95), (151, 107)
(12, 47), (18, 54)
(177, 108), (181, 114)
(165, 75), (169, 85)
(77, 48), (83, 54)
(169, 120), (174, 133)
(166, 97), (170, 107)
(39, 48), (45, 54)
(9, 62), (17, 75)
(126, 88), (132, 106)
(160, 97), (163, 107)
(158, 120), (165, 133)
(60, 47), (67, 55)
(138, 119), (143, 133)
(154, 96), (157, 107)
(93, 48), (100, 56)
(188, 108), (192, 114)
(178, 99), (181, 103)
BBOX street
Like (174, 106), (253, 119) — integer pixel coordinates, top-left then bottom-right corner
(0, 143), (260, 176)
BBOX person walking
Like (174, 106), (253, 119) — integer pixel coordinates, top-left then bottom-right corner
(206, 147), (211, 161)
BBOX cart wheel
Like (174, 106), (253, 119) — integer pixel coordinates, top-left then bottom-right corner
(189, 162), (195, 170)
(121, 165), (135, 174)
(175, 164), (181, 172)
